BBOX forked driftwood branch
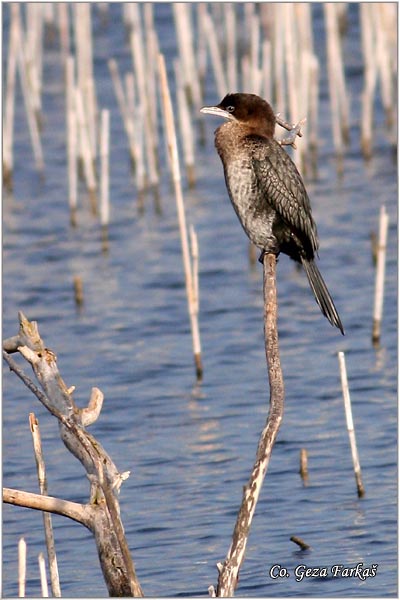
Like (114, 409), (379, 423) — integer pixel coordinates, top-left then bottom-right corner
(3, 312), (143, 597)
(211, 253), (285, 597)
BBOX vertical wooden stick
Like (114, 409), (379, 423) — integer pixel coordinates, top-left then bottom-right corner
(18, 537), (27, 597)
(338, 352), (365, 498)
(100, 109), (110, 250)
(372, 205), (389, 344)
(215, 254), (284, 596)
(158, 53), (203, 381)
(38, 553), (49, 598)
(29, 414), (62, 597)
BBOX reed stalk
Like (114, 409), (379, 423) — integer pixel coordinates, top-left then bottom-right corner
(129, 10), (159, 192)
(372, 205), (389, 344)
(337, 352), (365, 498)
(75, 87), (97, 212)
(14, 5), (44, 174)
(58, 4), (70, 67)
(3, 4), (18, 187)
(100, 109), (110, 250)
(74, 4), (97, 159)
(66, 56), (78, 225)
(25, 3), (43, 126)
(125, 72), (146, 196)
(29, 413), (61, 597)
(201, 8), (227, 98)
(158, 53), (203, 381)
(324, 4), (350, 155)
(108, 59), (136, 165)
(360, 4), (376, 159)
(174, 60), (196, 187)
(38, 553), (49, 597)
(299, 448), (309, 483)
(224, 4), (237, 91)
(18, 537), (27, 597)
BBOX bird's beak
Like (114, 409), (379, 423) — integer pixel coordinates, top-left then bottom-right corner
(200, 105), (235, 121)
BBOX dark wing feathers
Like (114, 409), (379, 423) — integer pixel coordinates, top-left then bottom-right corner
(247, 135), (319, 253)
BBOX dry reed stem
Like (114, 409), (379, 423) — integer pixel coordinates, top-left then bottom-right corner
(14, 5), (44, 174)
(66, 56), (78, 225)
(224, 4), (237, 91)
(174, 60), (196, 187)
(29, 414), (61, 597)
(324, 4), (350, 155)
(299, 448), (309, 483)
(173, 4), (202, 109)
(158, 53), (203, 381)
(58, 4), (70, 66)
(129, 5), (159, 190)
(75, 87), (97, 211)
(100, 109), (110, 226)
(108, 59), (136, 164)
(18, 537), (27, 597)
(215, 254), (284, 596)
(3, 4), (18, 186)
(73, 275), (84, 307)
(38, 553), (49, 597)
(125, 72), (146, 194)
(372, 205), (389, 344)
(74, 4), (97, 159)
(201, 8), (227, 98)
(338, 351), (365, 498)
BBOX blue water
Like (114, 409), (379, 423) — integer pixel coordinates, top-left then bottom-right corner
(3, 4), (397, 598)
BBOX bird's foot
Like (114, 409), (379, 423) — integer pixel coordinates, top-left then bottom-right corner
(258, 250), (280, 264)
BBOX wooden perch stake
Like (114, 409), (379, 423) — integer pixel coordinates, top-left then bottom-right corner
(338, 351), (365, 498)
(216, 253), (284, 596)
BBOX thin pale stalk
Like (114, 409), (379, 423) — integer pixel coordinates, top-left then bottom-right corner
(3, 4), (18, 185)
(18, 537), (27, 597)
(38, 553), (49, 598)
(372, 206), (389, 343)
(338, 352), (365, 497)
(66, 56), (78, 223)
(174, 60), (196, 186)
(29, 414), (61, 597)
(158, 53), (203, 380)
(100, 109), (110, 247)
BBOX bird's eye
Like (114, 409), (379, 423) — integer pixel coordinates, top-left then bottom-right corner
(226, 105), (235, 113)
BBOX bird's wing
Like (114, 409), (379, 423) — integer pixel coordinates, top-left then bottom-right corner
(249, 135), (319, 252)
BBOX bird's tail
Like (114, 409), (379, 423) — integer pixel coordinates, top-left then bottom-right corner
(301, 258), (344, 334)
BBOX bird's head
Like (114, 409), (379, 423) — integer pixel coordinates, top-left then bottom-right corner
(200, 93), (276, 137)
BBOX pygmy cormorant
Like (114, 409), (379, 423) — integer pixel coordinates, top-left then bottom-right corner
(200, 93), (344, 334)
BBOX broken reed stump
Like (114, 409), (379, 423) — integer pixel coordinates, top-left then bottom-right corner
(3, 312), (143, 597)
(213, 253), (284, 597)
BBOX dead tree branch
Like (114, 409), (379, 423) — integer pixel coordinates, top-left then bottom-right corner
(3, 312), (143, 597)
(214, 253), (285, 597)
